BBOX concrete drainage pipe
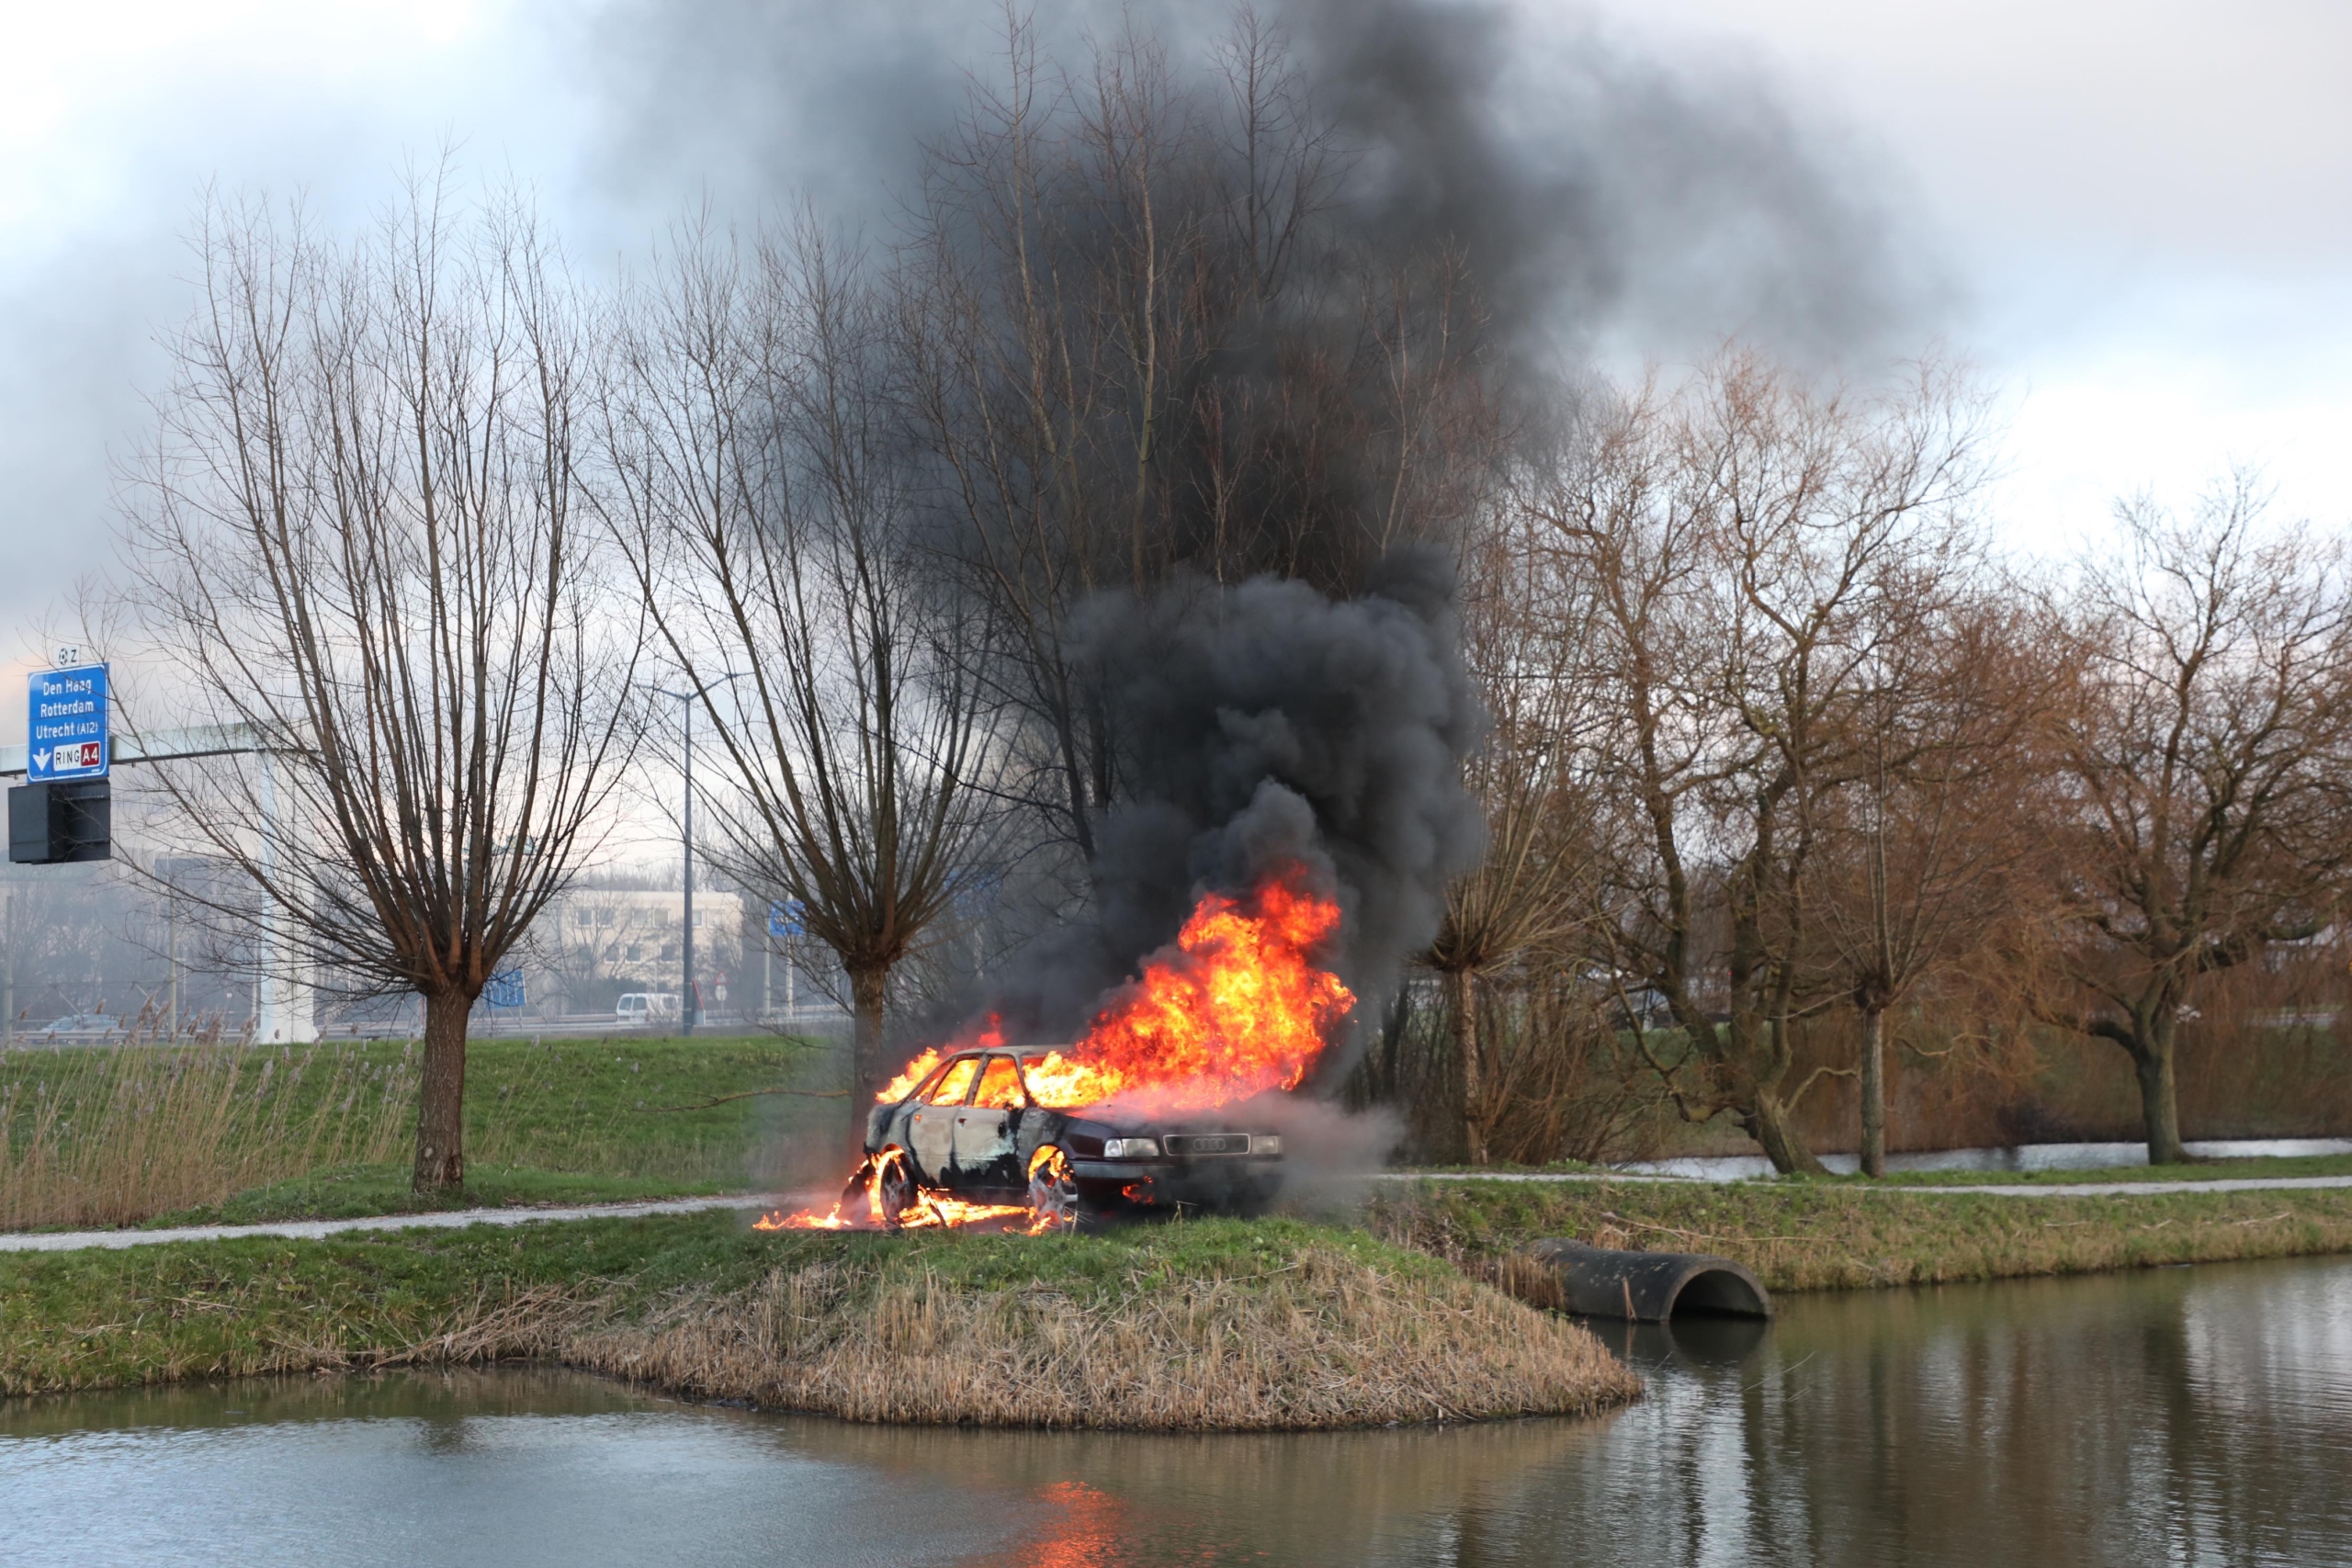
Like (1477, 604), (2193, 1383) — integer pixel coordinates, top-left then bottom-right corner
(1513, 1238), (1771, 1323)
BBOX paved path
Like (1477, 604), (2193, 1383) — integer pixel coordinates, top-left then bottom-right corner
(0, 1193), (791, 1254)
(7, 1171), (2351, 1255)
(1383, 1171), (2352, 1199)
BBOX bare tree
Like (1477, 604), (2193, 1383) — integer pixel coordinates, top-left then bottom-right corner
(598, 218), (999, 1137)
(1814, 597), (2050, 1174)
(116, 181), (645, 1190)
(1425, 491), (1604, 1162)
(1534, 354), (1988, 1174)
(2041, 479), (2352, 1166)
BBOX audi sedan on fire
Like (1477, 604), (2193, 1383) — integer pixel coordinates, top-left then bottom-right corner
(849, 1046), (1284, 1228)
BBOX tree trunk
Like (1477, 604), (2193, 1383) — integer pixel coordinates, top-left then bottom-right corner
(2134, 1036), (2188, 1168)
(847, 964), (889, 1158)
(413, 988), (471, 1193)
(1746, 1088), (1828, 1177)
(1379, 982), (1409, 1104)
(1859, 1004), (1887, 1179)
(1447, 967), (1486, 1165)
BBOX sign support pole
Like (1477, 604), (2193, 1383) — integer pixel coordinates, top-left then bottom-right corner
(254, 750), (317, 1043)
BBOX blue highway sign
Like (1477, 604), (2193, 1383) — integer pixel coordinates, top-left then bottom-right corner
(767, 899), (805, 939)
(28, 664), (108, 781)
(484, 969), (526, 1009)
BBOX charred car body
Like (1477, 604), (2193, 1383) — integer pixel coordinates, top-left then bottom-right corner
(850, 1047), (1284, 1227)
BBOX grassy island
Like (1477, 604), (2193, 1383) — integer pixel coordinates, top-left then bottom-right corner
(0, 1213), (1639, 1428)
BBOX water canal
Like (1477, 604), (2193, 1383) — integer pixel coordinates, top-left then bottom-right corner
(6, 1254), (2349, 1565)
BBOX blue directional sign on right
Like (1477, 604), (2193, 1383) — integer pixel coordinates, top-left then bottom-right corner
(767, 899), (806, 939)
(28, 664), (109, 781)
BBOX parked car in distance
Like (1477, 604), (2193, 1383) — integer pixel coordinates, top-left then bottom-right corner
(37, 1012), (128, 1041)
(614, 992), (682, 1026)
(852, 1045), (1285, 1229)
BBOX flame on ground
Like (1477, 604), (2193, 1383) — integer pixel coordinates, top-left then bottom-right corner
(753, 865), (1351, 1234)
(752, 1154), (1035, 1234)
(757, 1203), (1035, 1241)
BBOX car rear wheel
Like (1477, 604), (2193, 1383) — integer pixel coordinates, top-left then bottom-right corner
(1027, 1146), (1082, 1231)
(869, 1148), (916, 1231)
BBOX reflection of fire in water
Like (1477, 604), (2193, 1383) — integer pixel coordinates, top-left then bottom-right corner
(753, 869), (1351, 1233)
(959, 1480), (1135, 1568)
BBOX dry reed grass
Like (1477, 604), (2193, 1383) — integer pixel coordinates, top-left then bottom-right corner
(1, 1221), (1638, 1429)
(1374, 1179), (2352, 1293)
(567, 1241), (1639, 1430)
(0, 1033), (416, 1228)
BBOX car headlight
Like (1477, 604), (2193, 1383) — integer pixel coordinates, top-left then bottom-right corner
(1254, 1135), (1282, 1156)
(1101, 1137), (1160, 1159)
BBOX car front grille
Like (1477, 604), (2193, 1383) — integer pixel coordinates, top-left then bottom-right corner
(1162, 1134), (1253, 1156)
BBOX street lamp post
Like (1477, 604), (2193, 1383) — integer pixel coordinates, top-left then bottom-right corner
(654, 675), (741, 1036)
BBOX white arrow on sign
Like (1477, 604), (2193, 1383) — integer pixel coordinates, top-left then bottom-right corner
(29, 749), (48, 773)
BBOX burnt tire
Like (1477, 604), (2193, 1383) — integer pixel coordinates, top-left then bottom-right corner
(1027, 1146), (1085, 1231)
(870, 1148), (916, 1232)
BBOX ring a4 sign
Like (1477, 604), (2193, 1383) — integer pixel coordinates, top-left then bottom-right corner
(10, 663), (111, 864)
(28, 664), (108, 781)
(484, 970), (526, 1010)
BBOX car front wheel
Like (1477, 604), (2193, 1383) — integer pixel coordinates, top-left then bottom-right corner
(1027, 1146), (1083, 1231)
(869, 1148), (916, 1231)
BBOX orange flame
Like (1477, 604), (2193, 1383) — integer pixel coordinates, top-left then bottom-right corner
(752, 1153), (1034, 1233)
(875, 1019), (1005, 1104)
(1023, 872), (1352, 1112)
(753, 1195), (1035, 1232)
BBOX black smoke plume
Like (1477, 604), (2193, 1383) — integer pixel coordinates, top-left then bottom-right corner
(591, 0), (1939, 369)
(986, 547), (1484, 1065)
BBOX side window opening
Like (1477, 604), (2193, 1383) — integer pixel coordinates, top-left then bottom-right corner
(927, 1057), (981, 1106)
(972, 1056), (1026, 1110)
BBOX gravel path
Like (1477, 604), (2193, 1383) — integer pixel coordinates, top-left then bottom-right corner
(6, 1170), (2351, 1254)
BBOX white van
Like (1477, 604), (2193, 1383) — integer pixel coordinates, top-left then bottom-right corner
(615, 992), (682, 1026)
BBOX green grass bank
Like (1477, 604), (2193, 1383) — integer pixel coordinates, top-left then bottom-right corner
(0, 1213), (1638, 1429)
(1, 1032), (838, 1230)
(1369, 1176), (2352, 1292)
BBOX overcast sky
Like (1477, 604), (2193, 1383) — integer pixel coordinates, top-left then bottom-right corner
(3, 0), (2346, 732)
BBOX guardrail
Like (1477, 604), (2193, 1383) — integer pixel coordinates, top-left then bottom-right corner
(314, 1007), (851, 1041)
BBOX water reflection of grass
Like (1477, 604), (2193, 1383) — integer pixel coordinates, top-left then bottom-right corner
(0, 1034), (832, 1230)
(0, 1214), (1640, 1428)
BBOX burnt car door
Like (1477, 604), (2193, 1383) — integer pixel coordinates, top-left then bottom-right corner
(949, 1055), (1028, 1192)
(907, 1055), (978, 1184)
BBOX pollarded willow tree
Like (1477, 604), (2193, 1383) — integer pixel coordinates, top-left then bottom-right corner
(1424, 487), (1608, 1165)
(117, 182), (647, 1191)
(597, 218), (1001, 1139)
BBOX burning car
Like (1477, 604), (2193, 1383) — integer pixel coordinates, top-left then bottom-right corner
(757, 871), (1348, 1235)
(847, 1045), (1285, 1228)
